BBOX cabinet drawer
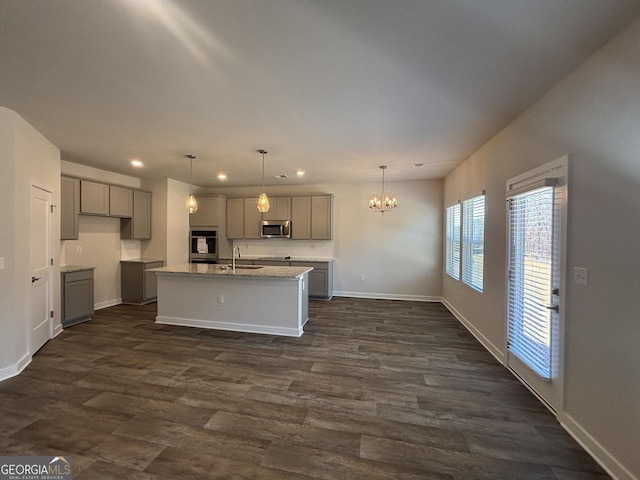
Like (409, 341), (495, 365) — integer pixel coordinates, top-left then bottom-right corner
(256, 260), (290, 266)
(290, 261), (328, 270)
(64, 269), (94, 282)
(144, 261), (164, 270)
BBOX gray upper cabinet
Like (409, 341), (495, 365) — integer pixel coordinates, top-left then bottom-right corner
(291, 196), (311, 240)
(109, 185), (133, 217)
(80, 180), (109, 215)
(243, 197), (261, 239)
(311, 195), (332, 240)
(261, 197), (291, 221)
(61, 176), (80, 240)
(226, 197), (244, 239)
(189, 196), (220, 227)
(120, 190), (152, 240)
(132, 190), (152, 239)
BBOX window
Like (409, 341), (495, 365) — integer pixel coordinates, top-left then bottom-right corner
(445, 203), (461, 280)
(462, 194), (485, 292)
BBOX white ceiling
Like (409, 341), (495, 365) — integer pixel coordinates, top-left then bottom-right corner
(1, 1), (639, 187)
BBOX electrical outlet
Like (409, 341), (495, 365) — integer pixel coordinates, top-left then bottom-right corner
(360, 274), (365, 281)
(0, 257), (4, 269)
(76, 246), (82, 253)
(217, 294), (224, 304)
(311, 243), (317, 250)
(574, 267), (588, 286)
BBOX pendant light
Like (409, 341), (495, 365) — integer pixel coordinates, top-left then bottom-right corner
(257, 149), (270, 213)
(368, 165), (398, 214)
(185, 154), (198, 213)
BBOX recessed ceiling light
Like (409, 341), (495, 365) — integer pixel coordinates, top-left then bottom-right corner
(130, 159), (143, 168)
(295, 170), (305, 176)
(273, 174), (289, 179)
(217, 173), (227, 180)
(413, 163), (425, 168)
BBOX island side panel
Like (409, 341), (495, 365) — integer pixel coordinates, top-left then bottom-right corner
(155, 273), (305, 337)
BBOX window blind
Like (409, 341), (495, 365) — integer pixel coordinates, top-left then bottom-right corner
(445, 203), (461, 280)
(507, 186), (554, 379)
(462, 195), (485, 292)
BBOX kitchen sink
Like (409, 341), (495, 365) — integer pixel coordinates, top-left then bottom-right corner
(233, 265), (263, 270)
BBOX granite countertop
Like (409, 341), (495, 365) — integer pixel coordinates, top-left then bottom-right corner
(151, 263), (313, 279)
(120, 258), (164, 264)
(61, 265), (95, 273)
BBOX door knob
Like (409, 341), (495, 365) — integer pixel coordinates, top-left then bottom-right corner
(31, 276), (41, 283)
(541, 304), (559, 313)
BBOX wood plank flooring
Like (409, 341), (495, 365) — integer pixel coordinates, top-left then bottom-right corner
(0, 298), (609, 479)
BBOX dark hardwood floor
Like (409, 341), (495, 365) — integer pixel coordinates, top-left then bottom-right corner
(0, 298), (609, 479)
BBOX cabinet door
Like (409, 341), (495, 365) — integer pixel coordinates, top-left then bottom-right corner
(64, 278), (94, 323)
(61, 176), (80, 240)
(311, 195), (332, 240)
(291, 196), (311, 239)
(80, 180), (109, 215)
(243, 197), (262, 239)
(109, 185), (133, 217)
(308, 269), (328, 298)
(226, 198), (244, 238)
(262, 197), (291, 221)
(144, 261), (164, 301)
(133, 190), (151, 239)
(190, 196), (219, 227)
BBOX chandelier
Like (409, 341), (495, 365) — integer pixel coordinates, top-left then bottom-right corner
(369, 165), (398, 213)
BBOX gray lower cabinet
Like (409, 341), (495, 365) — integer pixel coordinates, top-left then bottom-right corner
(290, 261), (333, 299)
(121, 260), (164, 304)
(61, 268), (95, 327)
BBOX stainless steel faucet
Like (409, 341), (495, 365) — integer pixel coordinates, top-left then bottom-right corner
(232, 246), (241, 273)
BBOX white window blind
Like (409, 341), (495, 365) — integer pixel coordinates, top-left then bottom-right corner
(445, 203), (461, 280)
(507, 186), (554, 379)
(462, 194), (485, 292)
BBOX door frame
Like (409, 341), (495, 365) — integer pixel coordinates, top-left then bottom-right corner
(504, 155), (570, 414)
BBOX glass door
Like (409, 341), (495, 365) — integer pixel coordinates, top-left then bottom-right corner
(506, 156), (568, 413)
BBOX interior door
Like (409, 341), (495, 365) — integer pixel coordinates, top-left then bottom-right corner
(30, 185), (53, 354)
(505, 156), (568, 413)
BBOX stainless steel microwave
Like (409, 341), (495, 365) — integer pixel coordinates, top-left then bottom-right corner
(261, 220), (291, 238)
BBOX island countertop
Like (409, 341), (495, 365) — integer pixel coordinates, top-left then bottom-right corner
(151, 263), (312, 279)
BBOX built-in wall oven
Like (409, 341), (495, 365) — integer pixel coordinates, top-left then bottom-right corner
(189, 229), (218, 264)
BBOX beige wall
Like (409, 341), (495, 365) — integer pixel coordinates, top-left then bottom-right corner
(443, 18), (640, 480)
(0, 107), (60, 378)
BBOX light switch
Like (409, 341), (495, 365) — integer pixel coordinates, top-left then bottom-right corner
(574, 267), (588, 286)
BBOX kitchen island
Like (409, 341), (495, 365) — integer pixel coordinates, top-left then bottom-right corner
(152, 263), (312, 337)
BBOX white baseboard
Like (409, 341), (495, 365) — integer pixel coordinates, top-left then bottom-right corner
(0, 352), (31, 383)
(52, 322), (63, 338)
(440, 298), (505, 365)
(559, 412), (638, 480)
(332, 291), (441, 302)
(94, 298), (122, 310)
(155, 315), (304, 338)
